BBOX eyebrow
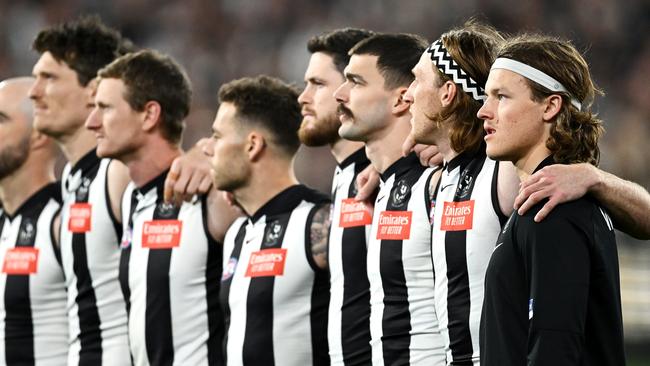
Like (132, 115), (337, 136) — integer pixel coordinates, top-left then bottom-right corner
(96, 101), (110, 108)
(344, 72), (366, 84)
(0, 111), (9, 120)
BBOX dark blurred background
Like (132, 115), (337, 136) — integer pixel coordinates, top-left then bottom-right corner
(1, 0), (648, 363)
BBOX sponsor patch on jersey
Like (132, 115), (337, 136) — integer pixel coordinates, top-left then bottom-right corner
(245, 248), (287, 277)
(142, 220), (182, 249)
(529, 298), (534, 320)
(3, 247), (39, 275)
(440, 200), (474, 231)
(376, 211), (412, 240)
(68, 203), (92, 233)
(221, 257), (238, 281)
(339, 198), (372, 228)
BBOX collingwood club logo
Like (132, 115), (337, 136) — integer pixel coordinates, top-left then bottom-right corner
(18, 220), (36, 245)
(391, 179), (410, 207)
(155, 202), (178, 218)
(456, 173), (474, 199)
(263, 220), (284, 247)
(76, 177), (92, 201)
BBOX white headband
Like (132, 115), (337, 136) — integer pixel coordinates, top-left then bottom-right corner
(491, 57), (582, 110)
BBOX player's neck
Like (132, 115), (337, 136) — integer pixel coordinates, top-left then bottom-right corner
(58, 126), (98, 167)
(365, 116), (411, 174)
(0, 165), (54, 216)
(330, 138), (364, 164)
(234, 160), (298, 218)
(514, 143), (552, 182)
(125, 140), (182, 188)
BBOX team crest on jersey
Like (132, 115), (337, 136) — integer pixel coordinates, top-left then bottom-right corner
(221, 257), (238, 281)
(263, 220), (284, 247)
(456, 173), (474, 199)
(17, 219), (36, 246)
(155, 202), (179, 218)
(76, 177), (92, 201)
(391, 179), (410, 207)
(120, 228), (132, 249)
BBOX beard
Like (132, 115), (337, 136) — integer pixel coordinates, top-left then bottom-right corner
(298, 112), (341, 147)
(0, 134), (30, 180)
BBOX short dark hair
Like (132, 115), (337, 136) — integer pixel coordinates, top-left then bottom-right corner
(218, 75), (301, 157)
(32, 15), (130, 86)
(497, 34), (604, 165)
(349, 33), (428, 89)
(98, 50), (191, 144)
(307, 28), (375, 73)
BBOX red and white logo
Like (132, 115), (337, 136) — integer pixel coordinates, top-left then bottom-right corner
(339, 198), (372, 228)
(245, 248), (287, 277)
(376, 211), (412, 240)
(68, 203), (92, 233)
(3, 247), (39, 275)
(440, 200), (475, 231)
(142, 220), (182, 249)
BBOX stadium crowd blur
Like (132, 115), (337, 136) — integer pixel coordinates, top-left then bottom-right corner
(1, 0), (648, 358)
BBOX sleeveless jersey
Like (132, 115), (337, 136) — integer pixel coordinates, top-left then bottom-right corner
(328, 148), (372, 366)
(60, 149), (129, 365)
(430, 151), (506, 365)
(367, 153), (445, 366)
(119, 171), (223, 365)
(0, 183), (67, 365)
(220, 185), (330, 366)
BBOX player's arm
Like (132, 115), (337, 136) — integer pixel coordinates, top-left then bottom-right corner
(309, 203), (332, 271)
(520, 213), (590, 364)
(515, 163), (650, 239)
(107, 159), (131, 225)
(52, 211), (61, 249)
(205, 189), (244, 244)
(164, 138), (214, 206)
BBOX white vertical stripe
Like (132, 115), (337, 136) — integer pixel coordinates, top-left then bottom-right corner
(273, 203), (316, 365)
(328, 166), (345, 364)
(368, 176), (391, 366)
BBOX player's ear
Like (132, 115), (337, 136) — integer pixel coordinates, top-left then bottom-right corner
(246, 130), (266, 162)
(142, 101), (162, 132)
(393, 87), (410, 115)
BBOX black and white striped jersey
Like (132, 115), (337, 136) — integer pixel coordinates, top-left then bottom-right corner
(367, 153), (445, 366)
(429, 151), (506, 365)
(220, 185), (330, 366)
(481, 156), (625, 366)
(119, 171), (223, 366)
(328, 148), (372, 366)
(0, 183), (67, 365)
(60, 149), (130, 365)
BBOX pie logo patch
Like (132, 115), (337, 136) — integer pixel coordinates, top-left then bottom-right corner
(339, 199), (372, 228)
(440, 200), (474, 231)
(69, 203), (92, 233)
(3, 247), (39, 275)
(376, 211), (412, 240)
(142, 220), (182, 249)
(245, 248), (287, 277)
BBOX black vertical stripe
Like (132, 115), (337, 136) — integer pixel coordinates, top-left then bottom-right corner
(201, 197), (224, 366)
(5, 217), (37, 366)
(339, 162), (371, 365)
(242, 214), (290, 366)
(305, 204), (330, 366)
(219, 221), (247, 366)
(445, 154), (486, 362)
(72, 164), (103, 366)
(144, 203), (179, 366)
(380, 165), (426, 365)
(119, 190), (139, 319)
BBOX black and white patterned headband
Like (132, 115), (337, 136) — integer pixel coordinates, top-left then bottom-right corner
(426, 39), (486, 102)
